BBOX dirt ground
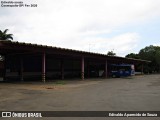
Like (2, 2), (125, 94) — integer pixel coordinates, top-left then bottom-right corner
(0, 74), (160, 120)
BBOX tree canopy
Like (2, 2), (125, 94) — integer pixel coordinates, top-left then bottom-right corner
(125, 53), (140, 59)
(0, 29), (13, 40)
(125, 45), (160, 73)
(107, 50), (116, 56)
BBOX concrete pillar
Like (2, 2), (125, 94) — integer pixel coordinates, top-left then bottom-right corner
(20, 58), (24, 81)
(42, 52), (46, 83)
(81, 57), (84, 80)
(61, 59), (64, 80)
(105, 60), (108, 78)
(3, 55), (6, 81)
(141, 64), (144, 75)
(87, 61), (90, 78)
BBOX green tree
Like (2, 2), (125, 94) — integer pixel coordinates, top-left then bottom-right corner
(107, 50), (116, 56)
(139, 45), (160, 73)
(126, 45), (160, 73)
(0, 29), (13, 40)
(125, 53), (140, 59)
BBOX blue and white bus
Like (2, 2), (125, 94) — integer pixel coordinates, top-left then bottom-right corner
(110, 64), (135, 77)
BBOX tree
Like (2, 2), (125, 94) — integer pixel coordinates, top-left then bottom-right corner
(0, 29), (13, 62)
(126, 45), (160, 73)
(0, 29), (13, 40)
(125, 53), (140, 59)
(107, 50), (116, 56)
(139, 45), (160, 73)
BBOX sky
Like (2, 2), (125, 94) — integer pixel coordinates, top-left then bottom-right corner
(0, 0), (160, 56)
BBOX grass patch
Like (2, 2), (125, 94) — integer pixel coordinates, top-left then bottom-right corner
(55, 81), (66, 85)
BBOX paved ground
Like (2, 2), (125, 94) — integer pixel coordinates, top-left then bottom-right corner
(0, 74), (160, 120)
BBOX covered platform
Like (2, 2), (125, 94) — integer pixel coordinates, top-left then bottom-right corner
(0, 40), (150, 82)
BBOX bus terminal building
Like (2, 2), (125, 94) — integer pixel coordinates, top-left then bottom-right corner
(0, 40), (150, 82)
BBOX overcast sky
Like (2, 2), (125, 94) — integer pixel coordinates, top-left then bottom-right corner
(1, 0), (160, 56)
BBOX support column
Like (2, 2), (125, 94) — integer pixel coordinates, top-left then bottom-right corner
(81, 57), (84, 80)
(141, 64), (144, 75)
(105, 60), (108, 78)
(42, 52), (46, 83)
(3, 55), (6, 81)
(20, 58), (24, 81)
(61, 59), (64, 80)
(87, 61), (90, 78)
